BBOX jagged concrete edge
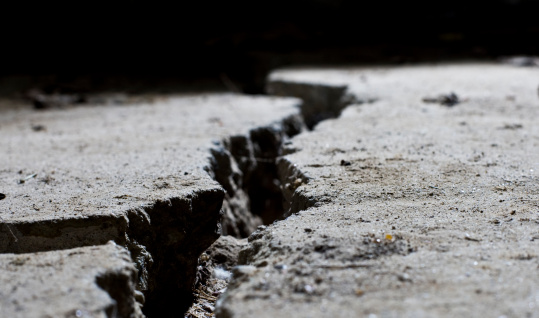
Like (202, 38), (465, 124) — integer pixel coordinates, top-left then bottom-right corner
(266, 79), (368, 129)
(0, 241), (143, 318)
(218, 65), (539, 317)
(0, 104), (306, 315)
(210, 110), (306, 237)
(213, 79), (370, 316)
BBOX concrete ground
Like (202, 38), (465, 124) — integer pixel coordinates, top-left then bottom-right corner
(1, 62), (537, 318)
(217, 63), (539, 318)
(0, 241), (141, 318)
(0, 94), (302, 317)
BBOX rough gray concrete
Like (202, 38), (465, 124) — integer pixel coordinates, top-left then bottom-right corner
(217, 64), (539, 317)
(0, 93), (303, 315)
(0, 241), (142, 318)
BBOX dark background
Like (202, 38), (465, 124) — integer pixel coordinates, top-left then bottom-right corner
(2, 0), (538, 94)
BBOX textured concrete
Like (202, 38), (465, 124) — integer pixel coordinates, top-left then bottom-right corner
(217, 64), (539, 317)
(0, 94), (301, 245)
(0, 241), (141, 318)
(0, 93), (302, 316)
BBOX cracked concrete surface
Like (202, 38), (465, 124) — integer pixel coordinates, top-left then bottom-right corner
(1, 63), (538, 318)
(0, 93), (302, 316)
(217, 64), (539, 318)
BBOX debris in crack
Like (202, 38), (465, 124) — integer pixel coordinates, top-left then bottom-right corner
(186, 235), (247, 318)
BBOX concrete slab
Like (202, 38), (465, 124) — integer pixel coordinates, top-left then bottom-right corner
(217, 64), (539, 317)
(0, 241), (141, 318)
(0, 93), (303, 314)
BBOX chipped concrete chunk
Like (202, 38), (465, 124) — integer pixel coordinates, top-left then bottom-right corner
(0, 241), (141, 318)
(218, 64), (539, 317)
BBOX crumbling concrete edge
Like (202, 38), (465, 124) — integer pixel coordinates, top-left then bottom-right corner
(94, 242), (145, 318)
(267, 79), (371, 129)
(213, 79), (369, 316)
(0, 99), (308, 316)
(208, 110), (306, 237)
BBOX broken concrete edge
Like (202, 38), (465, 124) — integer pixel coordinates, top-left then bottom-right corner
(266, 74), (372, 216)
(178, 111), (310, 315)
(126, 189), (225, 315)
(207, 110), (306, 237)
(143, 111), (308, 314)
(0, 82), (354, 317)
(94, 243), (144, 318)
(186, 235), (248, 318)
(182, 79), (366, 317)
(277, 157), (314, 217)
(0, 241), (143, 318)
(211, 71), (390, 316)
(266, 77), (374, 130)
(0, 99), (309, 316)
(1, 187), (225, 316)
(215, 64), (539, 317)
(180, 80), (364, 316)
(216, 81), (368, 228)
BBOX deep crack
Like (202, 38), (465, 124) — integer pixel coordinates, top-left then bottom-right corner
(186, 81), (358, 318)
